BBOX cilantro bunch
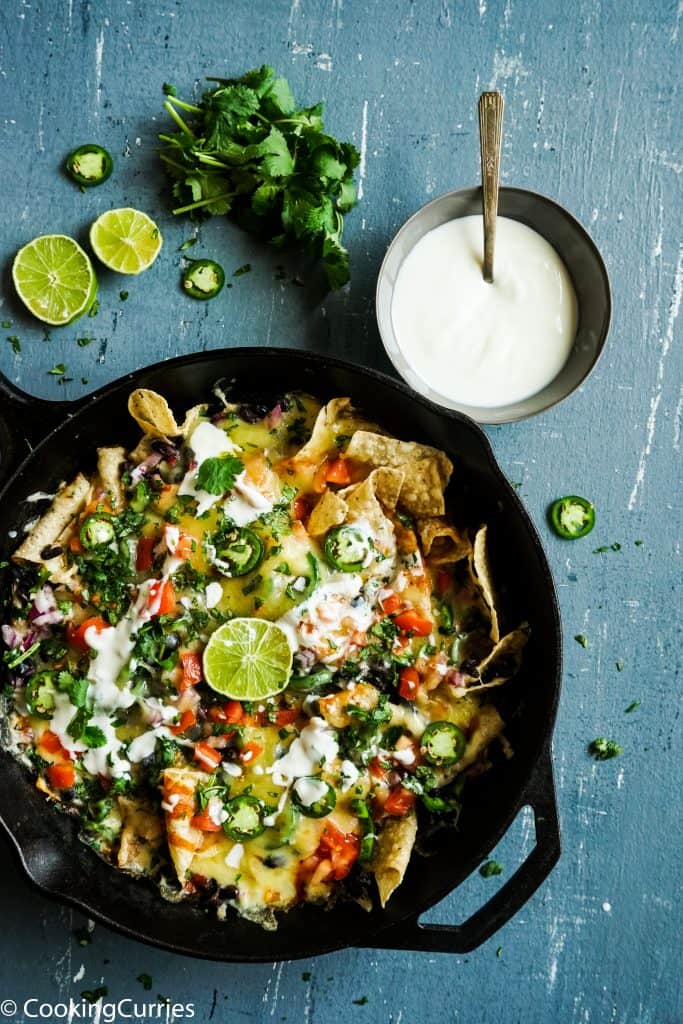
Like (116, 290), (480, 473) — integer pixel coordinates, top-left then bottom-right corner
(159, 66), (359, 289)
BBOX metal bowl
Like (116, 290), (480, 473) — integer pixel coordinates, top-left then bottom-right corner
(376, 186), (611, 425)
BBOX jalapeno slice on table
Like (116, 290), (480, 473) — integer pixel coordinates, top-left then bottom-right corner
(420, 721), (467, 766)
(324, 525), (371, 572)
(65, 144), (113, 187)
(222, 794), (266, 841)
(79, 513), (116, 549)
(25, 672), (57, 718)
(182, 259), (225, 300)
(549, 495), (595, 539)
(213, 527), (263, 577)
(291, 777), (337, 818)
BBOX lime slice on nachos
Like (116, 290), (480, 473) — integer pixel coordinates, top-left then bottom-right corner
(202, 618), (293, 701)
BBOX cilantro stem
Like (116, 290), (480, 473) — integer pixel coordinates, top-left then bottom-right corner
(158, 153), (192, 175)
(165, 95), (202, 115)
(172, 192), (235, 215)
(163, 100), (194, 136)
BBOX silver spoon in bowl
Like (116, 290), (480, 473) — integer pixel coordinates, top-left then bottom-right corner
(478, 91), (505, 283)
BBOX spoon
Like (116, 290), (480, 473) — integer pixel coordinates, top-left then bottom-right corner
(478, 91), (504, 283)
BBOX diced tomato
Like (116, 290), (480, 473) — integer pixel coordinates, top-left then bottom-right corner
(393, 610), (433, 637)
(369, 756), (390, 784)
(292, 497), (310, 521)
(313, 459), (330, 493)
(398, 666), (420, 701)
(179, 651), (203, 691)
(325, 458), (352, 485)
(136, 536), (156, 572)
(240, 741), (263, 764)
(170, 709), (197, 735)
(39, 730), (66, 755)
(436, 571), (452, 597)
(67, 615), (109, 652)
(148, 578), (176, 616)
(380, 592), (401, 615)
(163, 524), (193, 560)
(190, 809), (223, 832)
(193, 743), (222, 771)
(68, 534), (84, 554)
(224, 700), (244, 723)
(275, 707), (299, 726)
(384, 786), (416, 817)
(318, 822), (360, 880)
(47, 763), (75, 789)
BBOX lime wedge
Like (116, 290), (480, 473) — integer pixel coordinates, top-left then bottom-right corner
(89, 208), (163, 274)
(12, 234), (97, 325)
(203, 618), (293, 701)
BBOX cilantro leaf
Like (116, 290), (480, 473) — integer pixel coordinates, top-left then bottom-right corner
(83, 725), (107, 748)
(589, 738), (622, 761)
(196, 455), (244, 495)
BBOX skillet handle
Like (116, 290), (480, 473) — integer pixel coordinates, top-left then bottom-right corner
(365, 744), (560, 954)
(0, 372), (75, 487)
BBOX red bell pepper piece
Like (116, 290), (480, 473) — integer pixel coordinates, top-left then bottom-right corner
(398, 666), (420, 701)
(393, 610), (433, 637)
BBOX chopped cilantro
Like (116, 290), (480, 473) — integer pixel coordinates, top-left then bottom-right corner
(81, 987), (108, 1004)
(352, 997), (368, 1006)
(178, 238), (198, 251)
(77, 336), (92, 347)
(589, 738), (622, 761)
(624, 700), (641, 713)
(137, 973), (153, 991)
(88, 299), (99, 317)
(7, 335), (21, 353)
(616, 661), (624, 672)
(119, 290), (129, 300)
(574, 634), (588, 648)
(1, 319), (11, 328)
(301, 972), (311, 982)
(48, 363), (66, 375)
(233, 263), (251, 277)
(479, 860), (503, 878)
(634, 539), (644, 547)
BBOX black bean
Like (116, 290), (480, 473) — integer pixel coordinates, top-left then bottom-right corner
(13, 658), (35, 679)
(151, 439), (179, 460)
(40, 544), (63, 560)
(218, 885), (239, 901)
(263, 854), (287, 868)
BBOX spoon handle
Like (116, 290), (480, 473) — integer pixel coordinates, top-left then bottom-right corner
(478, 91), (504, 284)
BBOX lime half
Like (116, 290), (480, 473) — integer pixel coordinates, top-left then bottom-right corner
(203, 618), (293, 701)
(89, 208), (163, 274)
(12, 234), (97, 325)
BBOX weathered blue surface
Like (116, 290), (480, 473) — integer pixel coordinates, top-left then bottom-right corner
(0, 1), (681, 1021)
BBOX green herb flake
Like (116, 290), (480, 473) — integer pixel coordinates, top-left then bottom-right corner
(77, 337), (92, 347)
(81, 377), (89, 385)
(233, 263), (251, 277)
(81, 987), (108, 1005)
(178, 238), (198, 251)
(137, 973), (153, 991)
(73, 926), (93, 947)
(162, 82), (177, 96)
(496, 946), (503, 958)
(589, 738), (622, 761)
(574, 634), (588, 648)
(48, 363), (66, 375)
(479, 859), (503, 878)
(625, 700), (641, 713)
(616, 661), (624, 672)
(352, 996), (368, 1006)
(634, 539), (644, 547)
(1, 320), (11, 328)
(301, 972), (311, 982)
(7, 335), (21, 353)
(88, 299), (99, 317)
(119, 290), (129, 300)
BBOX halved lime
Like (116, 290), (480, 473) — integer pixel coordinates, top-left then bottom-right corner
(203, 618), (293, 700)
(89, 208), (163, 274)
(12, 234), (97, 325)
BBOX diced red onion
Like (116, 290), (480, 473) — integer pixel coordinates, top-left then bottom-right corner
(130, 451), (163, 484)
(1, 624), (21, 649)
(267, 403), (283, 428)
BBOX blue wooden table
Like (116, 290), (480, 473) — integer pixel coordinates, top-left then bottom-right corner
(0, 1), (681, 1021)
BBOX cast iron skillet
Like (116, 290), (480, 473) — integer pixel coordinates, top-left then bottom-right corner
(0, 348), (561, 961)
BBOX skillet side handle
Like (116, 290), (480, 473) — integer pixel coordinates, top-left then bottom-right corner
(0, 372), (74, 487)
(365, 744), (561, 954)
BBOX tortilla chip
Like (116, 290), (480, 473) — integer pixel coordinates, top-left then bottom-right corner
(128, 388), (179, 438)
(417, 517), (471, 565)
(341, 467), (404, 555)
(128, 434), (154, 464)
(434, 704), (506, 785)
(307, 490), (348, 537)
(97, 446), (126, 510)
(293, 398), (380, 465)
(13, 474), (91, 584)
(162, 767), (204, 885)
(179, 403), (209, 439)
(462, 626), (530, 691)
(117, 796), (164, 875)
(345, 432), (452, 517)
(370, 812), (418, 907)
(471, 526), (500, 643)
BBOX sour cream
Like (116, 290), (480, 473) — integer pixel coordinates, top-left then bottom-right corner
(390, 215), (578, 408)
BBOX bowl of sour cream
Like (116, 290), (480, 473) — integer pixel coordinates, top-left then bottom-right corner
(376, 187), (611, 424)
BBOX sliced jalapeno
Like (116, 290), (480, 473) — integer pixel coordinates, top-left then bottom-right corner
(213, 527), (264, 577)
(420, 721), (467, 767)
(291, 777), (336, 818)
(25, 671), (57, 718)
(549, 495), (595, 539)
(351, 797), (376, 862)
(222, 794), (265, 841)
(65, 144), (113, 187)
(286, 552), (319, 602)
(287, 664), (333, 693)
(79, 513), (116, 550)
(324, 525), (371, 573)
(182, 259), (225, 300)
